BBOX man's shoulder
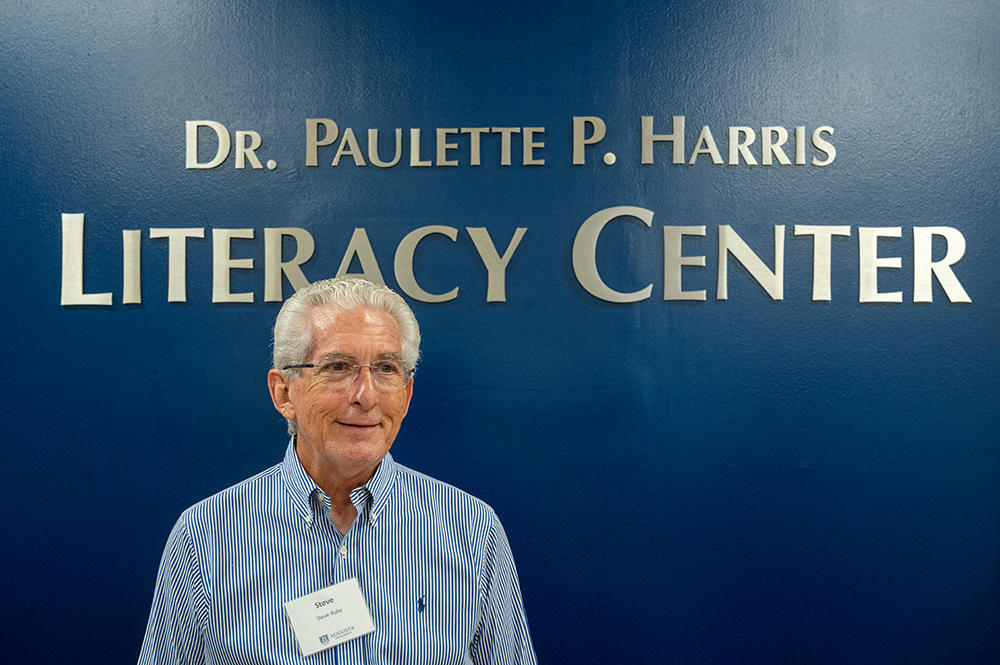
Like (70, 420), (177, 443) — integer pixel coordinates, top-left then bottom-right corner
(390, 459), (496, 521)
(178, 461), (285, 523)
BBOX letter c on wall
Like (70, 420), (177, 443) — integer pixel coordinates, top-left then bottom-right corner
(572, 206), (654, 302)
(394, 225), (460, 302)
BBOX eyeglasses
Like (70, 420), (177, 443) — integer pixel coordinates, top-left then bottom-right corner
(283, 358), (411, 390)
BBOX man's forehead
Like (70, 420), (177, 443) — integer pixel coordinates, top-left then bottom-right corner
(308, 305), (402, 350)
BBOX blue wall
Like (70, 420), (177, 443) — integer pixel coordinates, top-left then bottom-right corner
(1, 1), (997, 662)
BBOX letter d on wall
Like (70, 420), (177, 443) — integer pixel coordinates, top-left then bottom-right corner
(186, 121), (231, 169)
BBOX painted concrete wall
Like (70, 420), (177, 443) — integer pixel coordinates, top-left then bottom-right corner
(1, 0), (997, 662)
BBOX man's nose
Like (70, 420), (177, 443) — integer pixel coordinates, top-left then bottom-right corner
(348, 366), (379, 406)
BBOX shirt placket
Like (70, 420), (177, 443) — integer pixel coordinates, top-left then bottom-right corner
(328, 489), (372, 664)
(325, 488), (374, 584)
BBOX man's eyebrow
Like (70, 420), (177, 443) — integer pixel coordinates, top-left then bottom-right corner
(317, 352), (356, 361)
(317, 351), (402, 361)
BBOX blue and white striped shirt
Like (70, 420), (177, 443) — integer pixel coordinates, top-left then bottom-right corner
(139, 440), (536, 664)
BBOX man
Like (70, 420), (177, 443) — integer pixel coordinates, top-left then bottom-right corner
(139, 277), (536, 664)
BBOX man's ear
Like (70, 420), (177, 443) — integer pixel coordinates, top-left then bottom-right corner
(267, 369), (297, 420)
(400, 376), (414, 420)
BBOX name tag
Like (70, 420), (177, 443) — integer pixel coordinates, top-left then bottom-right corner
(283, 578), (375, 656)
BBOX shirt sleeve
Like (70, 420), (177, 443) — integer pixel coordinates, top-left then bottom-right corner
(470, 511), (537, 665)
(138, 515), (209, 665)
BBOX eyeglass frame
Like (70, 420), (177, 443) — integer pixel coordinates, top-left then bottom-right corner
(282, 356), (413, 389)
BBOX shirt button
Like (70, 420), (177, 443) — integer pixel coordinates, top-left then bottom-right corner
(339, 545), (347, 556)
(305, 515), (312, 524)
(371, 512), (378, 524)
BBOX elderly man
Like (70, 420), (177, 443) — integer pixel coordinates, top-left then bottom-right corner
(139, 277), (535, 664)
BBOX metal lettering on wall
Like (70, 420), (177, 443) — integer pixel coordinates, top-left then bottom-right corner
(61, 212), (970, 306)
(185, 116), (837, 169)
(59, 115), (971, 308)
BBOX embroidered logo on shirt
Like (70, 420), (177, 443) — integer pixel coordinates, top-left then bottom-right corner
(417, 595), (426, 613)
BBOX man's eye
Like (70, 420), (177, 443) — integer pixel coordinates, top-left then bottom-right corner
(376, 362), (400, 375)
(323, 361), (350, 373)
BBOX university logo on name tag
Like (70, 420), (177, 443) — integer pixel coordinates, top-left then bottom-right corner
(283, 578), (375, 656)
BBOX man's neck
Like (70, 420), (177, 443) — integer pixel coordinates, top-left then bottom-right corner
(295, 441), (380, 534)
(328, 496), (357, 535)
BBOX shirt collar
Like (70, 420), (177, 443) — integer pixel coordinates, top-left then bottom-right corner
(280, 437), (318, 523)
(280, 437), (399, 523)
(361, 450), (398, 521)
